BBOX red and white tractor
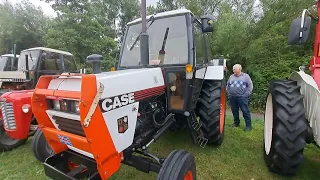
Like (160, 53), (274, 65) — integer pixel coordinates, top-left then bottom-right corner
(263, 1), (320, 176)
(29, 3), (227, 180)
(0, 47), (79, 152)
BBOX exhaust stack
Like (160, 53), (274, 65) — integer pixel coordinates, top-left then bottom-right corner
(140, 0), (149, 66)
(87, 54), (103, 74)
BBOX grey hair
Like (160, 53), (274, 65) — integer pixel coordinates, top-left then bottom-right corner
(233, 64), (242, 70)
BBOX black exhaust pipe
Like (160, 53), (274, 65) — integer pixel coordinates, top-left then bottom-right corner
(87, 54), (103, 74)
(140, 0), (149, 66)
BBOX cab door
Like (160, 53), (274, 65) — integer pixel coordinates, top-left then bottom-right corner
(188, 20), (209, 110)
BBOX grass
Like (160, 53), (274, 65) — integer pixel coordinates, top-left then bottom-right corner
(1, 116), (320, 180)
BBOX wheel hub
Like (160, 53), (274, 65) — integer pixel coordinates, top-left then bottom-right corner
(264, 94), (273, 155)
(184, 170), (193, 180)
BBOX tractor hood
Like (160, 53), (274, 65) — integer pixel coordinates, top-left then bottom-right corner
(47, 68), (165, 99)
(0, 71), (27, 87)
(0, 89), (33, 104)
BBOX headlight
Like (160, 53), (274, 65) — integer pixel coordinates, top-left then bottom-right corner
(71, 101), (80, 114)
(22, 104), (30, 113)
(52, 100), (60, 110)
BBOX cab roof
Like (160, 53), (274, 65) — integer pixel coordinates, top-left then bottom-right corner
(21, 47), (73, 56)
(127, 9), (192, 25)
(0, 54), (20, 58)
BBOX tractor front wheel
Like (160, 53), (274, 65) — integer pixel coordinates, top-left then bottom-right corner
(263, 80), (308, 175)
(157, 150), (196, 180)
(196, 80), (226, 145)
(0, 121), (27, 152)
(31, 128), (54, 162)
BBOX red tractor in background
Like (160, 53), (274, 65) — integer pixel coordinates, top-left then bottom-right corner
(0, 47), (79, 154)
(263, 1), (320, 176)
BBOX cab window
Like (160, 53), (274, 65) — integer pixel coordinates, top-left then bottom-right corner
(193, 22), (206, 65)
(39, 52), (62, 71)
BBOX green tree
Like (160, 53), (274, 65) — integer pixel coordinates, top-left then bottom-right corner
(0, 0), (49, 54)
(42, 0), (118, 71)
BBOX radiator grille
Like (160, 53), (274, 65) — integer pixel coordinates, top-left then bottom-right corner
(52, 116), (85, 137)
(0, 102), (16, 130)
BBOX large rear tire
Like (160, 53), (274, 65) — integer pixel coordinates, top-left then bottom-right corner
(196, 80), (226, 145)
(263, 80), (308, 176)
(157, 150), (196, 180)
(0, 120), (27, 152)
(31, 128), (54, 162)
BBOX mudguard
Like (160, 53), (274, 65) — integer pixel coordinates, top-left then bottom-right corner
(289, 70), (320, 146)
(195, 59), (227, 80)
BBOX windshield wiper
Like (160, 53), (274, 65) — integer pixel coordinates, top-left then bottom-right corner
(28, 52), (34, 62)
(159, 27), (170, 64)
(129, 16), (155, 51)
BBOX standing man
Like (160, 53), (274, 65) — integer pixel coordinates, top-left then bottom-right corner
(226, 64), (253, 131)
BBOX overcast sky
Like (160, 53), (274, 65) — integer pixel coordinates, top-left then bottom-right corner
(8, 0), (160, 16)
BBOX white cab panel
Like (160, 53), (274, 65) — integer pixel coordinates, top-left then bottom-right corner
(195, 67), (206, 79)
(203, 66), (224, 80)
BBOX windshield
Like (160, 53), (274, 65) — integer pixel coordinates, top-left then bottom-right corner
(18, 50), (40, 71)
(63, 55), (77, 72)
(39, 51), (77, 72)
(0, 56), (18, 71)
(120, 14), (189, 66)
(0, 57), (8, 71)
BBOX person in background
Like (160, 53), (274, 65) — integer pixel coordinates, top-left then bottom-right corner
(226, 64), (253, 131)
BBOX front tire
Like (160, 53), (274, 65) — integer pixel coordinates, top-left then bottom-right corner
(263, 80), (307, 175)
(157, 150), (196, 180)
(31, 128), (54, 162)
(0, 120), (27, 152)
(196, 80), (226, 145)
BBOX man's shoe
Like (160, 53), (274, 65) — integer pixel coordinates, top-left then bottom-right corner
(231, 123), (239, 127)
(244, 127), (252, 131)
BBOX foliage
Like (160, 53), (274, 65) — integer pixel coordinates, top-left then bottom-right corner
(2, 117), (320, 179)
(0, 0), (49, 54)
(0, 0), (319, 110)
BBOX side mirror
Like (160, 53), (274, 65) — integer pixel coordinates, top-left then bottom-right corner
(201, 15), (214, 33)
(288, 16), (311, 45)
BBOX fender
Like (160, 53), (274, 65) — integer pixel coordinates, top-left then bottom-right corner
(289, 70), (320, 145)
(0, 89), (34, 139)
(195, 59), (227, 80)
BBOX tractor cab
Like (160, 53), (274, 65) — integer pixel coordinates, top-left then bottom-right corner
(0, 47), (78, 152)
(17, 47), (78, 89)
(0, 54), (19, 71)
(118, 9), (220, 114)
(0, 47), (77, 93)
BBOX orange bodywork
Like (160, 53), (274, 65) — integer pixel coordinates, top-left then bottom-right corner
(31, 74), (122, 179)
(219, 88), (226, 134)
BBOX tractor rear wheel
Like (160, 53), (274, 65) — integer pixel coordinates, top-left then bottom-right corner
(157, 150), (196, 180)
(0, 120), (27, 152)
(31, 128), (54, 162)
(263, 80), (308, 175)
(196, 80), (226, 145)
